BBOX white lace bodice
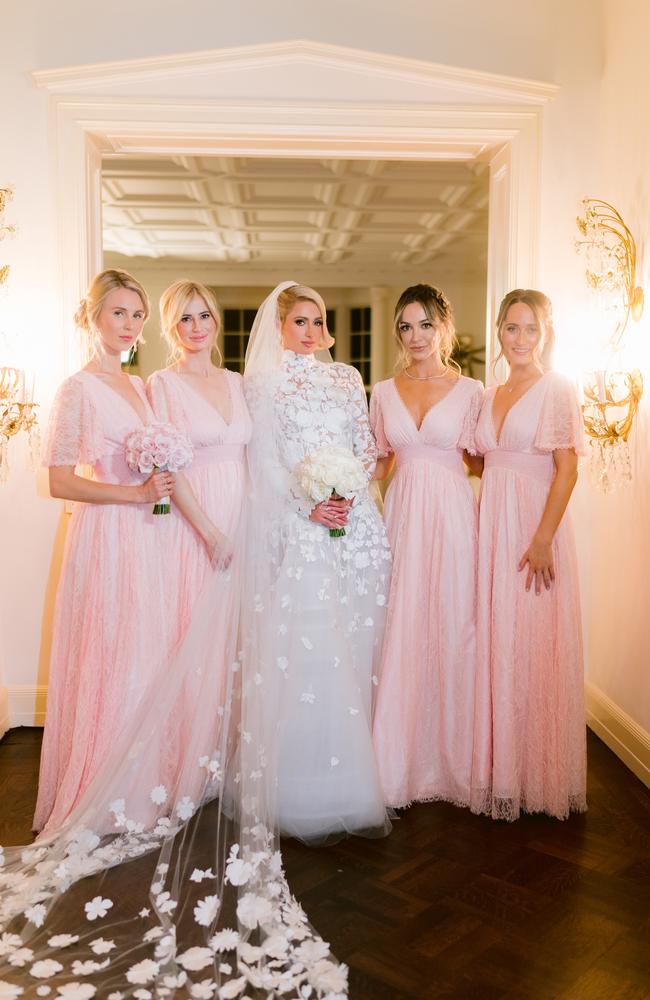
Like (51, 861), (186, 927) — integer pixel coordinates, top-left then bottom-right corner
(275, 351), (376, 477)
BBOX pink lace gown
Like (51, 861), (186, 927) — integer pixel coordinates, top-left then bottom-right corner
(471, 371), (587, 821)
(34, 372), (171, 832)
(370, 375), (483, 807)
(147, 368), (252, 645)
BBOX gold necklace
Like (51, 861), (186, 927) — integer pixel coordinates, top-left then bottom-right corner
(403, 366), (448, 382)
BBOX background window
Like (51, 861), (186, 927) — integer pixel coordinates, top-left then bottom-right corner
(349, 306), (371, 388)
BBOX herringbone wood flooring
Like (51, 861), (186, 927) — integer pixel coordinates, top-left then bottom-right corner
(1, 728), (648, 998)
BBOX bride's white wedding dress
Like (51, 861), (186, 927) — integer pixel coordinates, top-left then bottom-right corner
(244, 350), (392, 842)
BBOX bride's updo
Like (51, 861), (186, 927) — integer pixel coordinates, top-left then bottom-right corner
(277, 284), (335, 350)
(74, 268), (150, 339)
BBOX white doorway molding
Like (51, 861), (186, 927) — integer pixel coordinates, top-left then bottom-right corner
(33, 40), (558, 379)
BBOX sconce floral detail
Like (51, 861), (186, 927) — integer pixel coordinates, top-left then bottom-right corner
(0, 186), (16, 288)
(575, 198), (645, 492)
(0, 185), (41, 483)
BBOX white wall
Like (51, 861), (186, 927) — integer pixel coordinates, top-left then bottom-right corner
(3, 0), (648, 785)
(571, 0), (650, 777)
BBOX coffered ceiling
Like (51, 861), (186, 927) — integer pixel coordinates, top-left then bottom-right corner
(102, 155), (489, 283)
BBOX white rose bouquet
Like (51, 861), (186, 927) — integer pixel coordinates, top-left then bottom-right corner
(296, 445), (367, 537)
(125, 422), (193, 514)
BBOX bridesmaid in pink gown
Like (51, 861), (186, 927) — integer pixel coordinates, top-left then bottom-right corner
(34, 269), (176, 832)
(147, 280), (251, 648)
(371, 284), (483, 808)
(471, 289), (587, 821)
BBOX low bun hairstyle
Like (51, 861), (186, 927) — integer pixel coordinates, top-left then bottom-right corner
(277, 284), (335, 350)
(494, 289), (555, 372)
(159, 280), (223, 366)
(74, 269), (150, 339)
(393, 283), (458, 371)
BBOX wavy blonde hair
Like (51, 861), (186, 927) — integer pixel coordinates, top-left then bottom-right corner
(277, 284), (335, 350)
(74, 269), (150, 347)
(494, 289), (555, 372)
(393, 283), (458, 372)
(159, 280), (223, 366)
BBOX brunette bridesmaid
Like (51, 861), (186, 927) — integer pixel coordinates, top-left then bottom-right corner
(34, 269), (175, 832)
(371, 284), (483, 808)
(471, 289), (586, 821)
(147, 280), (252, 645)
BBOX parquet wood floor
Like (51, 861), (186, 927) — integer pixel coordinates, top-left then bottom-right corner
(1, 728), (648, 998)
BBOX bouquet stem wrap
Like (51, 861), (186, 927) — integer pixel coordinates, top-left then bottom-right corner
(296, 445), (367, 538)
(125, 423), (194, 515)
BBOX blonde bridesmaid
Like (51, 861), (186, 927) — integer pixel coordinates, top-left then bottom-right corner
(147, 280), (251, 647)
(371, 284), (483, 808)
(471, 289), (587, 821)
(34, 269), (175, 832)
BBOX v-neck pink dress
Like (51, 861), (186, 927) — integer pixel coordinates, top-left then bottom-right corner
(147, 368), (252, 644)
(370, 375), (483, 807)
(470, 371), (587, 821)
(34, 372), (172, 832)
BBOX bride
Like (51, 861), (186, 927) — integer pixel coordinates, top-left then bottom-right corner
(243, 281), (392, 842)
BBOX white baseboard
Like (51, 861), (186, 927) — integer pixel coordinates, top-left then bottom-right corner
(586, 681), (650, 789)
(2, 681), (649, 791)
(3, 684), (48, 730)
(0, 686), (9, 740)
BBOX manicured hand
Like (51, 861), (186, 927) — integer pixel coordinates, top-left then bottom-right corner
(309, 497), (350, 529)
(139, 470), (176, 503)
(518, 538), (555, 595)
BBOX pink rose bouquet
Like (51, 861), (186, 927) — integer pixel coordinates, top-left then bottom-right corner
(125, 422), (193, 514)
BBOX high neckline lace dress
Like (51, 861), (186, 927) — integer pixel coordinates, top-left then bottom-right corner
(244, 350), (392, 842)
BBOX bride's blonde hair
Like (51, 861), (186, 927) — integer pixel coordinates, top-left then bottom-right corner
(160, 280), (223, 366)
(277, 284), (335, 350)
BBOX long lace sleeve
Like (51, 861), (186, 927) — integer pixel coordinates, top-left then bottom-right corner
(534, 373), (586, 455)
(369, 382), (392, 458)
(146, 371), (187, 431)
(348, 367), (377, 480)
(42, 375), (105, 467)
(458, 380), (484, 455)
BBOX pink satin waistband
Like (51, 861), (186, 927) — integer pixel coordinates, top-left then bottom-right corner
(483, 449), (554, 482)
(395, 444), (465, 477)
(190, 443), (245, 468)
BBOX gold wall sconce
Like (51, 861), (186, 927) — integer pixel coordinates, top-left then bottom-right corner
(0, 367), (40, 483)
(575, 199), (645, 491)
(0, 186), (40, 482)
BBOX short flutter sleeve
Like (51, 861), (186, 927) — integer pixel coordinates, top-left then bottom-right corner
(42, 375), (105, 468)
(369, 382), (392, 458)
(147, 371), (188, 432)
(458, 380), (484, 455)
(534, 373), (586, 455)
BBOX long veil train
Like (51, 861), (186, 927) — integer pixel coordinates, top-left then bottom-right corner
(0, 455), (349, 995)
(0, 278), (391, 998)
(0, 530), (349, 997)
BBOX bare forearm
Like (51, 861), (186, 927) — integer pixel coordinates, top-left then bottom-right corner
(172, 472), (218, 547)
(534, 463), (578, 545)
(373, 455), (395, 481)
(49, 468), (143, 505)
